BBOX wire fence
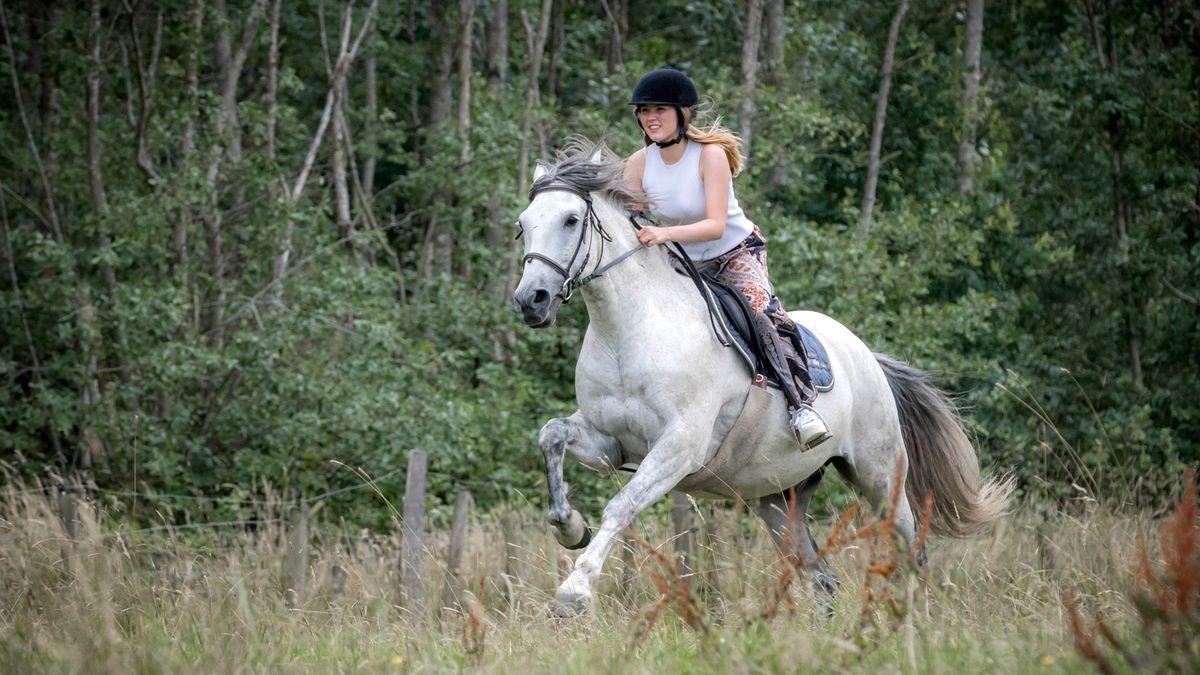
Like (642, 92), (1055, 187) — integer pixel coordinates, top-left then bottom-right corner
(3, 466), (408, 505)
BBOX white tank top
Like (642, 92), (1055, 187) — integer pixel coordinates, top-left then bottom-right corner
(642, 141), (754, 261)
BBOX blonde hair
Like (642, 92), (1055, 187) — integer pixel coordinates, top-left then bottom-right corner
(639, 106), (745, 177)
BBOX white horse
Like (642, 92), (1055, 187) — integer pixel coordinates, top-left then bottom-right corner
(512, 143), (1011, 615)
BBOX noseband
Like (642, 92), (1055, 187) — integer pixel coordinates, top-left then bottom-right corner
(522, 181), (643, 301)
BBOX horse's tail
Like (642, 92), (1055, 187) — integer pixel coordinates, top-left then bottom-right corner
(875, 353), (1013, 536)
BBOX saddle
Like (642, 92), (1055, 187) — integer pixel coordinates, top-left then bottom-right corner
(701, 275), (833, 392)
(628, 210), (832, 392)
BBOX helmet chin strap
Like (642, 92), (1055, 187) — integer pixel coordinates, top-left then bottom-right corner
(654, 132), (685, 148)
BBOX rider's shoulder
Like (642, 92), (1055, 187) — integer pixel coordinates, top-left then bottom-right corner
(697, 142), (725, 160)
(625, 147), (647, 165)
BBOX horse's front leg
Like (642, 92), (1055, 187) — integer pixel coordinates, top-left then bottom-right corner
(554, 424), (703, 615)
(540, 411), (622, 549)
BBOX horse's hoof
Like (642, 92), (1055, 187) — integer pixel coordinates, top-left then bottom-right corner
(551, 510), (592, 550)
(551, 590), (590, 617)
(813, 573), (839, 619)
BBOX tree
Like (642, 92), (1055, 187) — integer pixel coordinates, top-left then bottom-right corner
(956, 0), (984, 195)
(859, 0), (909, 236)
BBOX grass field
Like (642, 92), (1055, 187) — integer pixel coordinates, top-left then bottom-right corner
(0, 478), (1193, 674)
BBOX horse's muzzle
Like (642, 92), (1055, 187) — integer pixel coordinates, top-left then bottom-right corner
(513, 287), (563, 327)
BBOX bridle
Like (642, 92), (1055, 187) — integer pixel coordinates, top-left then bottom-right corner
(518, 177), (731, 347)
(519, 181), (644, 302)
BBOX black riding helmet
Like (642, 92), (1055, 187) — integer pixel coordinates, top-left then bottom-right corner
(629, 68), (699, 107)
(630, 68), (698, 148)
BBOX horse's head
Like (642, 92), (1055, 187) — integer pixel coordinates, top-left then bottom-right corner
(512, 161), (595, 327)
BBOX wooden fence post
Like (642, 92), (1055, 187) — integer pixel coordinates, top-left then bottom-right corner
(500, 509), (523, 582)
(400, 448), (428, 612)
(57, 484), (79, 573)
(671, 492), (694, 590)
(285, 497), (309, 609)
(442, 490), (472, 613)
(699, 503), (721, 599)
(621, 524), (639, 604)
(499, 508), (523, 609)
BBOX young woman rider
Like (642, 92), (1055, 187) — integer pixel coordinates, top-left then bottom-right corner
(622, 67), (831, 450)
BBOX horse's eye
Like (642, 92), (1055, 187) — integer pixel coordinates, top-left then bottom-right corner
(565, 214), (579, 227)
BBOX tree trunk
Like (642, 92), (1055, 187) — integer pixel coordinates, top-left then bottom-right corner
(858, 0), (909, 237)
(175, 0), (205, 287)
(429, 2), (457, 128)
(212, 0), (267, 162)
(458, 0), (478, 158)
(485, 0), (508, 88)
(127, 6), (164, 182)
(266, 0), (282, 162)
(545, 0), (564, 101)
(738, 0), (765, 164)
(278, 0), (378, 285)
(332, 83), (355, 254)
(956, 0), (984, 196)
(87, 0), (128, 379)
(517, 0), (554, 194)
(363, 55), (377, 197)
(764, 0), (787, 190)
(1082, 0), (1145, 391)
(86, 0), (110, 250)
(603, 0), (627, 76)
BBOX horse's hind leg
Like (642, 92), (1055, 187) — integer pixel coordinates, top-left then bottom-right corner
(540, 411), (621, 549)
(835, 439), (925, 565)
(756, 469), (839, 614)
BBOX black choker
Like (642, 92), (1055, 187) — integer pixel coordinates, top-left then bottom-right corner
(655, 135), (684, 148)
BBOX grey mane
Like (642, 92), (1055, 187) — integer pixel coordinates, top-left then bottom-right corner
(529, 138), (643, 208)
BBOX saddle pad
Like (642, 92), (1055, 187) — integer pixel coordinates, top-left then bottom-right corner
(796, 324), (834, 392)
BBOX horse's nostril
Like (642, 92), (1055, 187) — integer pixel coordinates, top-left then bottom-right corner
(532, 289), (550, 306)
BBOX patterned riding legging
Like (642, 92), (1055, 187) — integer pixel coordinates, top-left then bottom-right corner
(693, 229), (817, 410)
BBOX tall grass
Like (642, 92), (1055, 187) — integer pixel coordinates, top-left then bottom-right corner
(0, 477), (1171, 674)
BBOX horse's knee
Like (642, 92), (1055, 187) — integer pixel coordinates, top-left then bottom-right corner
(539, 418), (576, 457)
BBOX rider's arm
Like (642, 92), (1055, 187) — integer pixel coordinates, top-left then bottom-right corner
(623, 149), (647, 209)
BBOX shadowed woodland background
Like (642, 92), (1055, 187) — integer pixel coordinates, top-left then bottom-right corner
(0, 0), (1196, 527)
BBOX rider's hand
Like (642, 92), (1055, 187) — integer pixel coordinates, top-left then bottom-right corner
(636, 226), (672, 247)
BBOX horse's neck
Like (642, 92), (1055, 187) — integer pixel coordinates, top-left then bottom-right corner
(580, 197), (702, 342)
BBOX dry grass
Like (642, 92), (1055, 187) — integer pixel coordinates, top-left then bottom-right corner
(0, 475), (1182, 674)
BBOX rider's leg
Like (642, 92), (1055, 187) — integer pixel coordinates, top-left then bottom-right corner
(701, 233), (830, 449)
(540, 411), (622, 549)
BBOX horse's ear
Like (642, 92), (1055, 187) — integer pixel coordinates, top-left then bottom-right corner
(532, 160), (550, 183)
(589, 147), (605, 164)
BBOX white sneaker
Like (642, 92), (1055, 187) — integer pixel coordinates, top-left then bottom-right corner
(791, 405), (832, 450)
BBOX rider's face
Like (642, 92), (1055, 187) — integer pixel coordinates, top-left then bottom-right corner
(636, 105), (679, 143)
